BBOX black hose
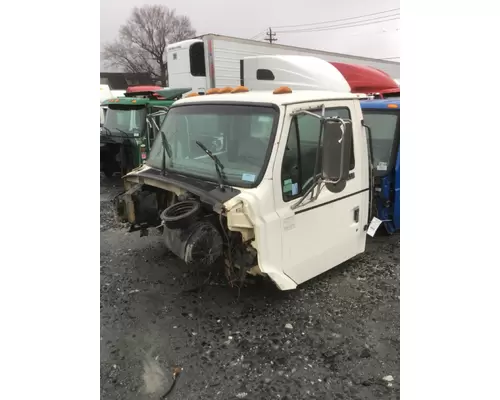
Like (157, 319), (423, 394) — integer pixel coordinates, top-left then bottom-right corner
(160, 368), (182, 399)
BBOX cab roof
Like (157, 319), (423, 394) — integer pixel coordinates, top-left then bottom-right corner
(102, 87), (191, 106)
(360, 98), (400, 110)
(173, 90), (362, 107)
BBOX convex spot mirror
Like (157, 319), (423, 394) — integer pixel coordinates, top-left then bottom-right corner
(322, 119), (353, 192)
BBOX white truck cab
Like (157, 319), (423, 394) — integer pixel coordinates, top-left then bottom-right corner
(114, 83), (372, 290)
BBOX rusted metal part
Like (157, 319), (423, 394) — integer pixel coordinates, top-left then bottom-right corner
(121, 184), (142, 224)
(125, 175), (187, 197)
(231, 242), (262, 276)
(115, 183), (163, 232)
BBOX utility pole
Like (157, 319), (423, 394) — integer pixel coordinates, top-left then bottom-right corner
(265, 27), (277, 44)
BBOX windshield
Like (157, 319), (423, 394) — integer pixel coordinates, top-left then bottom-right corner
(363, 110), (399, 174)
(146, 104), (278, 187)
(103, 106), (147, 138)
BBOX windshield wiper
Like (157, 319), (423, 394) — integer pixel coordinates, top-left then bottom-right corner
(195, 141), (227, 191)
(115, 128), (131, 139)
(101, 126), (112, 136)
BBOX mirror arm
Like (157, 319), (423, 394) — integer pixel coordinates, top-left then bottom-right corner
(309, 105), (326, 200)
(146, 108), (170, 136)
(311, 120), (325, 200)
(290, 104), (325, 118)
(148, 117), (160, 132)
(291, 176), (321, 210)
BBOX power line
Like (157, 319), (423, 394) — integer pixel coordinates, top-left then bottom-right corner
(252, 8), (400, 40)
(275, 14), (399, 33)
(343, 26), (400, 38)
(250, 30), (267, 40)
(272, 8), (400, 29)
(275, 15), (400, 34)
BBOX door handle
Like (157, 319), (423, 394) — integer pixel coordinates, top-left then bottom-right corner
(353, 207), (360, 223)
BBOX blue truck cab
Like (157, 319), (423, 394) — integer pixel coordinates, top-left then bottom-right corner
(360, 99), (400, 234)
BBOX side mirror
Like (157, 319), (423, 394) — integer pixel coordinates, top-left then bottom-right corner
(322, 119), (352, 190)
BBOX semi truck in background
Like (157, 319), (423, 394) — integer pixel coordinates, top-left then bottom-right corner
(100, 85), (127, 126)
(113, 55), (400, 290)
(100, 86), (191, 178)
(360, 99), (400, 234)
(241, 55), (399, 99)
(166, 34), (400, 93)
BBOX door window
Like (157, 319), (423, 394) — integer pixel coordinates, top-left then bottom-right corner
(281, 107), (354, 201)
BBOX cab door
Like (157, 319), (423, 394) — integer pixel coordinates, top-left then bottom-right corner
(273, 100), (370, 285)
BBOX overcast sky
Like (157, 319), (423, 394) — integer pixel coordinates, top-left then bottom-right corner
(100, 0), (400, 70)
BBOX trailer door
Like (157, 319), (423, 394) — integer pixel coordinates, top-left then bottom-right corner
(167, 40), (207, 91)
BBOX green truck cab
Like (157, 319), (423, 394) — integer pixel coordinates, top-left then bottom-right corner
(100, 86), (191, 178)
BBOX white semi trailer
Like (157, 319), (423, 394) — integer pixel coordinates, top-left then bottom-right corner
(166, 34), (400, 94)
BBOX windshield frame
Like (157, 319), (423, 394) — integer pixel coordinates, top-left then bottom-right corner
(103, 104), (148, 138)
(362, 109), (400, 176)
(146, 101), (281, 189)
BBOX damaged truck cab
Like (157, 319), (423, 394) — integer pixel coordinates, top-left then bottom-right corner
(115, 85), (371, 290)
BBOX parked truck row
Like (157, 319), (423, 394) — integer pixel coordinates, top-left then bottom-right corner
(100, 36), (399, 178)
(101, 49), (399, 176)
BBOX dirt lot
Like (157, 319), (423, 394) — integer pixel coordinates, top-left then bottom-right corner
(100, 177), (400, 400)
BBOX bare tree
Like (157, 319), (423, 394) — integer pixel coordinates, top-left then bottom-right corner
(102, 5), (196, 86)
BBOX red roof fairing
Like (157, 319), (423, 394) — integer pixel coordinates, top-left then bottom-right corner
(126, 85), (163, 93)
(125, 85), (166, 99)
(329, 62), (399, 94)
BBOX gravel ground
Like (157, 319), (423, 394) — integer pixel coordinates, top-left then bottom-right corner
(100, 176), (400, 400)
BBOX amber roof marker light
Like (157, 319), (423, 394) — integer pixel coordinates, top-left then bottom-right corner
(273, 86), (293, 94)
(231, 86), (249, 93)
(206, 88), (221, 95)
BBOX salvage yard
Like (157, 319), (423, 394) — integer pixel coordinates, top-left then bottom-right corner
(100, 176), (400, 400)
